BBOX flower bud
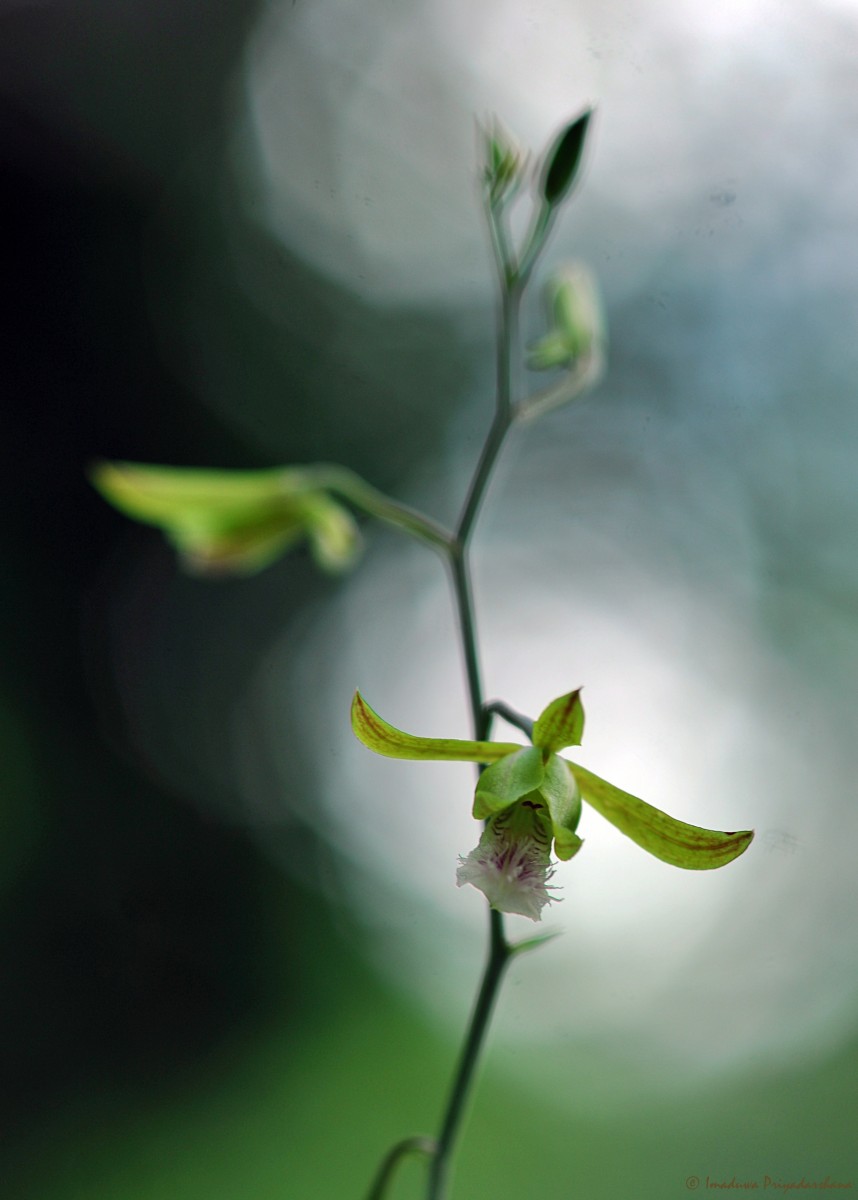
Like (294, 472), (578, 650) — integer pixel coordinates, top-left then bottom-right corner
(482, 117), (525, 207)
(540, 109), (592, 208)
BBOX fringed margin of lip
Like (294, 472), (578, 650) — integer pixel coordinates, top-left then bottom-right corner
(456, 817), (561, 922)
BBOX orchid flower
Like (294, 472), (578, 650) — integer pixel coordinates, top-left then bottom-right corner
(90, 462), (360, 576)
(351, 688), (753, 921)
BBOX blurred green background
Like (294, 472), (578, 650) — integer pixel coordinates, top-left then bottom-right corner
(2, 1), (857, 1197)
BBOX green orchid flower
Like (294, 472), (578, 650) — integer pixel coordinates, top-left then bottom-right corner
(527, 263), (604, 371)
(90, 462), (361, 576)
(351, 689), (753, 921)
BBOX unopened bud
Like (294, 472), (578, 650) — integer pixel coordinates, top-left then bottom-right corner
(540, 109), (593, 207)
(482, 117), (525, 207)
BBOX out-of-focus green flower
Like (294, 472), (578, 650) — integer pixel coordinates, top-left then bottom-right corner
(90, 462), (360, 576)
(527, 264), (604, 371)
(351, 688), (753, 921)
(482, 116), (526, 208)
(518, 263), (606, 422)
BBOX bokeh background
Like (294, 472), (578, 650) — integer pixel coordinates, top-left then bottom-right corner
(3, 0), (857, 1196)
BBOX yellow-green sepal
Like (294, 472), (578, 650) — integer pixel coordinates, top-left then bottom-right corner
(532, 688), (585, 753)
(90, 461), (301, 523)
(351, 693), (520, 764)
(473, 747), (545, 819)
(568, 761), (754, 869)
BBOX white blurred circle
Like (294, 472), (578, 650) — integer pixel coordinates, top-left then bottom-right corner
(239, 434), (858, 1101)
(238, 0), (858, 305)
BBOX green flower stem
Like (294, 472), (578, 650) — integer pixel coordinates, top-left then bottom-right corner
(448, 549), (486, 740)
(425, 908), (513, 1200)
(364, 185), (557, 1200)
(516, 200), (556, 287)
(313, 465), (455, 554)
(455, 264), (521, 553)
(425, 202), (543, 1200)
(483, 191), (515, 293)
(483, 700), (534, 742)
(427, 507), (512, 1200)
(516, 351), (603, 424)
(364, 1137), (437, 1200)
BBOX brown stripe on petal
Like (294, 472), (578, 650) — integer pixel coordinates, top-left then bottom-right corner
(568, 760), (754, 870)
(350, 692), (521, 762)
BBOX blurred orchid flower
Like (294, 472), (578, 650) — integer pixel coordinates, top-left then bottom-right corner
(90, 461), (360, 576)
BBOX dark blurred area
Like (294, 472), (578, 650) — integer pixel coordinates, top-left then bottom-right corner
(0, 0), (338, 1180)
(0, 0), (270, 1131)
(0, 5), (472, 1195)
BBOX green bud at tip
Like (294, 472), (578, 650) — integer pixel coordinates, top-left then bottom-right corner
(541, 109), (593, 207)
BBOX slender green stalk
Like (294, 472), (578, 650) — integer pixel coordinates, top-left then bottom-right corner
(516, 200), (555, 287)
(448, 549), (486, 738)
(483, 700), (534, 741)
(454, 288), (519, 550)
(425, 910), (512, 1200)
(365, 1138), (437, 1200)
(314, 464), (455, 554)
(364, 164), (558, 1200)
(424, 204), (532, 1200)
(484, 205), (514, 293)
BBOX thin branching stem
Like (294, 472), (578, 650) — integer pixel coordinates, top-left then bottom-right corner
(425, 204), (533, 1200)
(448, 549), (485, 737)
(364, 1138), (437, 1200)
(425, 909), (512, 1200)
(483, 700), (534, 741)
(365, 164), (557, 1200)
(516, 200), (555, 287)
(316, 465), (455, 553)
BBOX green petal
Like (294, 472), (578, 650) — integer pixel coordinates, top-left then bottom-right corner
(568, 761), (754, 870)
(539, 754), (583, 860)
(532, 689), (585, 752)
(90, 462), (310, 525)
(169, 517), (304, 576)
(473, 747), (545, 819)
(527, 331), (573, 371)
(299, 494), (362, 573)
(351, 693), (520, 763)
(90, 461), (329, 576)
(551, 264), (603, 361)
